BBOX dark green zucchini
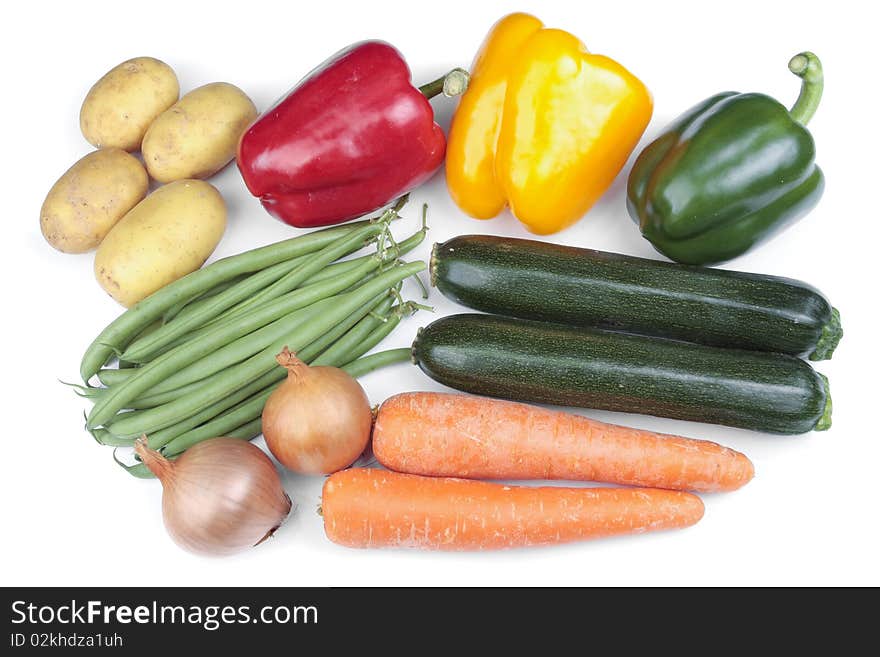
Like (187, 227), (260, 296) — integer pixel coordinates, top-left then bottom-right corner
(431, 235), (842, 360)
(411, 314), (832, 434)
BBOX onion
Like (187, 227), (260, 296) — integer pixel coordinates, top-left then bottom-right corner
(262, 347), (373, 474)
(135, 436), (292, 556)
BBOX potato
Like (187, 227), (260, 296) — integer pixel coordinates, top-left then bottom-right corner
(142, 82), (258, 183)
(40, 149), (149, 253)
(95, 180), (226, 307)
(80, 57), (179, 151)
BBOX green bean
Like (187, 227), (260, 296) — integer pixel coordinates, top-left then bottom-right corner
(296, 292), (396, 362)
(62, 380), (105, 400)
(118, 345), (409, 478)
(125, 294), (389, 409)
(342, 348), (413, 377)
(160, 346), (411, 458)
(148, 263), (386, 356)
(125, 223), (423, 364)
(316, 304), (414, 366)
(90, 290), (324, 428)
(136, 369), (285, 447)
(156, 331), (376, 457)
(165, 260), (299, 328)
(104, 297), (354, 438)
(102, 262), (425, 435)
(162, 274), (250, 323)
(106, 371), (275, 445)
(114, 458), (156, 479)
(90, 427), (135, 447)
(155, 321), (412, 458)
(221, 418), (263, 441)
(215, 224), (383, 322)
(87, 256), (389, 429)
(96, 368), (137, 386)
(162, 416), (265, 460)
(342, 310), (407, 362)
(135, 253), (381, 367)
(297, 222), (426, 287)
(144, 258), (381, 396)
(162, 416), (263, 459)
(113, 447), (175, 478)
(125, 320), (163, 348)
(206, 253), (379, 331)
(129, 323), (213, 362)
(154, 418), (264, 465)
(162, 387), (275, 457)
(79, 218), (379, 382)
(88, 278), (401, 420)
(130, 289), (393, 411)
(121, 223), (382, 363)
(311, 304), (396, 366)
(390, 224), (428, 260)
(202, 212), (422, 329)
(157, 261), (300, 335)
(125, 376), (210, 410)
(144, 296), (333, 401)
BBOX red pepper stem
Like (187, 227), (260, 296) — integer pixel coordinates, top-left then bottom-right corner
(418, 68), (470, 100)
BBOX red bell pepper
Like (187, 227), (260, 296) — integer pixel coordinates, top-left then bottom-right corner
(237, 41), (468, 228)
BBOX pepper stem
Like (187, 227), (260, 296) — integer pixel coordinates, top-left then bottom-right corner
(418, 68), (470, 100)
(788, 52), (823, 126)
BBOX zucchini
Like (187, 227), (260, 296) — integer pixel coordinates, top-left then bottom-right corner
(431, 235), (842, 360)
(411, 314), (832, 434)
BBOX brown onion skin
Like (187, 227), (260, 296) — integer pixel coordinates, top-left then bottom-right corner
(262, 355), (373, 474)
(139, 437), (292, 556)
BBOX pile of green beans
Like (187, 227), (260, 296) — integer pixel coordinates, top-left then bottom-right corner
(76, 201), (427, 477)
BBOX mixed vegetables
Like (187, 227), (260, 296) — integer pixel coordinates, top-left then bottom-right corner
(78, 208), (427, 476)
(42, 11), (837, 556)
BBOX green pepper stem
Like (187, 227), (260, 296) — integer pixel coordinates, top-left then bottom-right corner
(788, 52), (823, 125)
(419, 68), (470, 100)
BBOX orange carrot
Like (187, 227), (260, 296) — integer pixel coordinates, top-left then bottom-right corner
(322, 468), (704, 550)
(373, 392), (754, 493)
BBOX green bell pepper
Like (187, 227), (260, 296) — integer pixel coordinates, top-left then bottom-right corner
(627, 52), (824, 265)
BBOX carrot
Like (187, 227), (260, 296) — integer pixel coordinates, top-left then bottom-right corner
(322, 468), (704, 550)
(373, 392), (754, 493)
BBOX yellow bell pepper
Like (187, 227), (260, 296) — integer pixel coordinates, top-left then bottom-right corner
(446, 13), (653, 234)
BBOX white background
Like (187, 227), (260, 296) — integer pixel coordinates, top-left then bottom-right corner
(2, 0), (877, 586)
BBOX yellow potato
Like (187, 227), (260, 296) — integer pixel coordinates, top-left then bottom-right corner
(40, 149), (149, 253)
(95, 180), (226, 307)
(142, 82), (258, 183)
(80, 57), (179, 151)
